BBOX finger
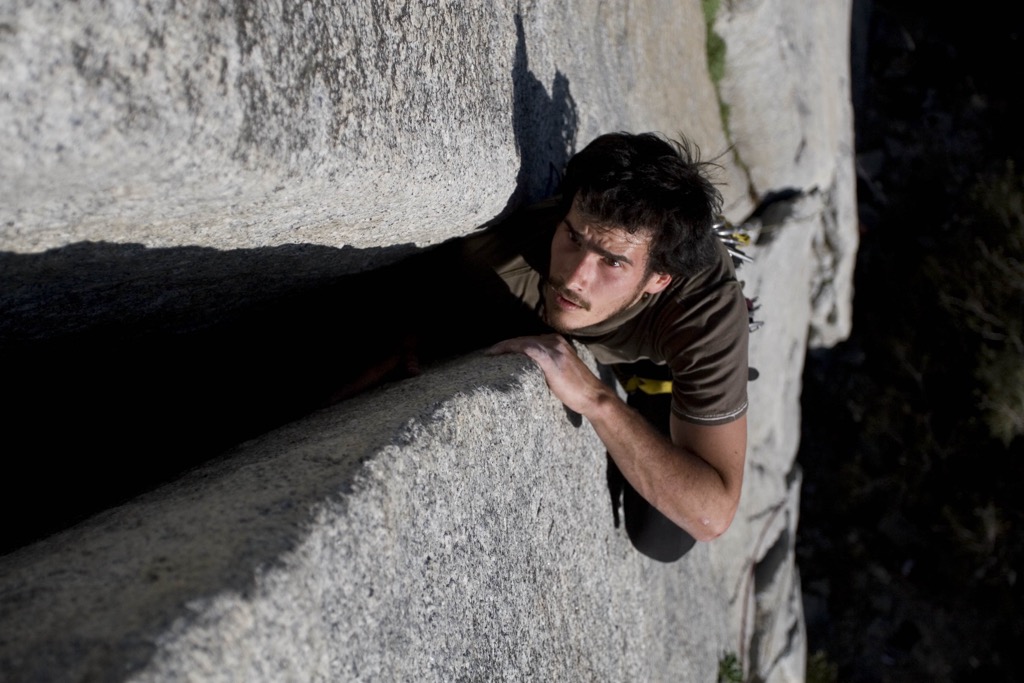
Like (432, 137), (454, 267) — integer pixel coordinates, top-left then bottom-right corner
(517, 343), (555, 368)
(486, 335), (544, 356)
(485, 339), (519, 355)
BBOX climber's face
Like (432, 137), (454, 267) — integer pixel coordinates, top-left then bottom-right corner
(543, 200), (672, 333)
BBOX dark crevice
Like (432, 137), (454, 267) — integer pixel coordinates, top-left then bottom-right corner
(2, 14), (577, 558)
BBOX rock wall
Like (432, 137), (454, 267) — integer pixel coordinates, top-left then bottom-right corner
(0, 1), (857, 681)
(1, 0), (744, 256)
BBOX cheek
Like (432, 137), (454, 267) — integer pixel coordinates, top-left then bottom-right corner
(598, 268), (638, 293)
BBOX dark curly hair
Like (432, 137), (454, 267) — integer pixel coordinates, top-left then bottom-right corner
(557, 131), (723, 278)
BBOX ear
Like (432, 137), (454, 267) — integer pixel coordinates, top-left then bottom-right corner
(643, 271), (673, 295)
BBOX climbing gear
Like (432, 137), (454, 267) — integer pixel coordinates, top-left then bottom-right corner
(714, 216), (764, 334)
(714, 215), (763, 381)
(714, 218), (755, 265)
(623, 376), (674, 396)
(747, 296), (764, 333)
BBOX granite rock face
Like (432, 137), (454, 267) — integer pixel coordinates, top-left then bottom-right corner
(0, 1), (857, 681)
(1, 357), (732, 682)
(1, 0), (741, 256)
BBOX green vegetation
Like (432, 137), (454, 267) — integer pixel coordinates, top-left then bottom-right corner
(715, 648), (839, 682)
(717, 651), (743, 683)
(933, 161), (1024, 445)
(702, 0), (726, 84)
(806, 650), (838, 683)
(701, 0), (732, 137)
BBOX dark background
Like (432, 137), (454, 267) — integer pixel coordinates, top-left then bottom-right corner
(798, 1), (1023, 681)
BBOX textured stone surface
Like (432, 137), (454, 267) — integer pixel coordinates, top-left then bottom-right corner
(1, 0), (747, 357)
(706, 193), (825, 683)
(702, 2), (859, 679)
(0, 0), (858, 680)
(1, 0), (744, 258)
(714, 0), (859, 348)
(0, 354), (729, 682)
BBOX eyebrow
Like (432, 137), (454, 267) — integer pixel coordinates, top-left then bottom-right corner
(563, 217), (635, 266)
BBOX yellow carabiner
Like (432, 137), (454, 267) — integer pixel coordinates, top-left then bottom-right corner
(623, 376), (673, 395)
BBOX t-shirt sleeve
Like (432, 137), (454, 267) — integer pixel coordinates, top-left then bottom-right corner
(662, 280), (749, 425)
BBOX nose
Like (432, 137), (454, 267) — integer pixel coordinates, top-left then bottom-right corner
(563, 251), (594, 291)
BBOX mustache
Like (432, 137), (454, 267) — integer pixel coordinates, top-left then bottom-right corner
(547, 278), (591, 311)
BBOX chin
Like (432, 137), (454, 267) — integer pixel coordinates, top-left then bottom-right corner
(547, 311), (592, 334)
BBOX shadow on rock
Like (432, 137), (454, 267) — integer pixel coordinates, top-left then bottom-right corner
(0, 237), (545, 555)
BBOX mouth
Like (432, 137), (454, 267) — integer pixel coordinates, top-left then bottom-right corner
(556, 293), (582, 309)
(547, 281), (589, 311)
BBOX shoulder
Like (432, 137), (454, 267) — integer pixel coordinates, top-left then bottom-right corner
(654, 244), (749, 425)
(663, 240), (740, 306)
(654, 243), (745, 339)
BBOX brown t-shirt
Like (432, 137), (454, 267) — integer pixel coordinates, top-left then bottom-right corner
(462, 199), (749, 426)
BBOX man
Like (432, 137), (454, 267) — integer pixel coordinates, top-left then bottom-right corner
(327, 131), (749, 562)
(469, 131), (750, 561)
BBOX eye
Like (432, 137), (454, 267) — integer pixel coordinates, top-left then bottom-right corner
(565, 226), (582, 245)
(603, 256), (622, 268)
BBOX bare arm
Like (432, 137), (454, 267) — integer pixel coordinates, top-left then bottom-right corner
(488, 334), (746, 541)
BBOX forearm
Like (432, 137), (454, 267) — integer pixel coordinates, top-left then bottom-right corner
(488, 334), (744, 541)
(584, 387), (739, 541)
